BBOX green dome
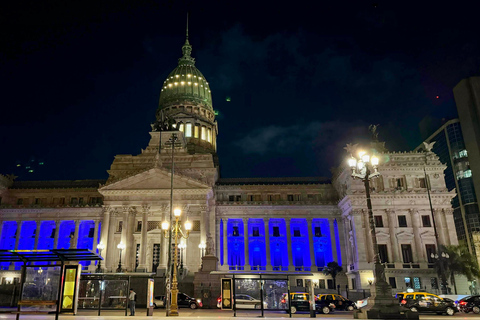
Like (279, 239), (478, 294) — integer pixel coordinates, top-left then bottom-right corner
(158, 38), (213, 111)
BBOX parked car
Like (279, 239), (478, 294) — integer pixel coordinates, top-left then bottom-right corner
(458, 295), (480, 313)
(177, 292), (202, 309)
(217, 294), (267, 309)
(317, 294), (356, 311)
(400, 292), (457, 316)
(356, 297), (369, 309)
(153, 295), (166, 308)
(280, 292), (335, 314)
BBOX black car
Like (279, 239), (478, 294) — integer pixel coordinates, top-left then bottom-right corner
(317, 294), (356, 311)
(400, 293), (457, 316)
(458, 295), (480, 313)
(177, 292), (202, 309)
(284, 292), (335, 314)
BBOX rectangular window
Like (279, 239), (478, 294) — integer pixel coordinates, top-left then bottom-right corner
(194, 125), (199, 138)
(88, 227), (95, 238)
(192, 220), (201, 231)
(207, 128), (212, 142)
(426, 244), (436, 263)
(233, 226), (239, 237)
(287, 195), (294, 201)
(405, 277), (411, 288)
(201, 127), (206, 140)
(431, 277), (438, 289)
(374, 215), (384, 227)
(17, 198), (23, 205)
(419, 178), (427, 188)
(389, 277), (397, 289)
(78, 197), (84, 205)
(319, 279), (326, 289)
(268, 195), (274, 201)
(314, 226), (322, 237)
(398, 215), (407, 227)
(185, 123), (192, 137)
(179, 123), (184, 132)
(252, 227), (259, 237)
(296, 279), (303, 287)
(71, 198), (78, 205)
(413, 277), (421, 289)
(378, 244), (389, 263)
(229, 195), (234, 201)
(273, 226), (280, 237)
(396, 177), (406, 189)
(351, 278), (356, 290)
(327, 279), (334, 289)
(35, 198), (40, 205)
(118, 221), (123, 232)
(60, 198), (65, 205)
(293, 228), (301, 237)
(248, 195), (254, 201)
(235, 195), (241, 201)
(401, 244), (413, 263)
(137, 221), (142, 232)
(422, 215), (431, 227)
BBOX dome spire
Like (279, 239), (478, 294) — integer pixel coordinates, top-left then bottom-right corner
(179, 13), (194, 66)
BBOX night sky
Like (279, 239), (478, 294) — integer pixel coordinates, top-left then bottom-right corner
(1, 1), (479, 181)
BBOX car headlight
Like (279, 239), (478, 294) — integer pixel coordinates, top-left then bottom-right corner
(197, 299), (201, 303)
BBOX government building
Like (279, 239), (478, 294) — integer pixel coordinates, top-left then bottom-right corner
(0, 32), (469, 308)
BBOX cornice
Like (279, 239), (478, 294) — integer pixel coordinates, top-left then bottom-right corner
(101, 188), (211, 195)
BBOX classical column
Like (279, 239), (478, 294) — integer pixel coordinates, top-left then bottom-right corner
(264, 218), (271, 270)
(223, 219), (228, 267)
(285, 218), (293, 271)
(107, 209), (117, 271)
(363, 209), (374, 262)
(411, 210), (423, 262)
(307, 218), (316, 271)
(243, 218), (250, 270)
(0, 221), (4, 244)
(33, 221), (41, 250)
(139, 206), (149, 270)
(99, 208), (110, 266)
(53, 221), (61, 249)
(14, 222), (23, 250)
(329, 218), (338, 263)
(72, 220), (80, 249)
(92, 219), (100, 252)
(434, 209), (447, 246)
(125, 207), (136, 271)
(386, 210), (399, 263)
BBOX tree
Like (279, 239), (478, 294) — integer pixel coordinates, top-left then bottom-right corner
(323, 261), (343, 289)
(434, 245), (480, 294)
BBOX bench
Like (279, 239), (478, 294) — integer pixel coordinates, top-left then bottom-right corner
(14, 300), (58, 318)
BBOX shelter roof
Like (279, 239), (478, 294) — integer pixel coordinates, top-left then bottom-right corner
(0, 249), (102, 262)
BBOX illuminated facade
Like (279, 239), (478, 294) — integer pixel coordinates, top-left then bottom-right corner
(0, 33), (470, 295)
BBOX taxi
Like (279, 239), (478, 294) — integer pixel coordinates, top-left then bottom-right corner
(316, 294), (356, 311)
(398, 292), (458, 316)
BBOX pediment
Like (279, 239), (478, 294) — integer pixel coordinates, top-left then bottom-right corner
(99, 167), (210, 192)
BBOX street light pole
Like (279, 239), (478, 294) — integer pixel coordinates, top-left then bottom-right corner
(116, 241), (125, 273)
(96, 242), (105, 273)
(166, 132), (177, 316)
(162, 208), (192, 316)
(348, 148), (416, 319)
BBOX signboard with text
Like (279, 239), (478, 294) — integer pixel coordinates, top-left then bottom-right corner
(221, 278), (233, 310)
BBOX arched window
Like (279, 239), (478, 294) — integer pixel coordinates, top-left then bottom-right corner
(201, 126), (206, 140)
(185, 123), (192, 137)
(207, 128), (212, 143)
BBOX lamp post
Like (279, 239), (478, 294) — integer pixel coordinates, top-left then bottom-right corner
(198, 242), (206, 269)
(347, 148), (412, 319)
(178, 242), (186, 269)
(162, 208), (192, 316)
(116, 241), (126, 273)
(430, 252), (450, 294)
(96, 242), (105, 273)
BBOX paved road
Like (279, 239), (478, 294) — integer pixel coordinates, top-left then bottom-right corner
(1, 309), (479, 319)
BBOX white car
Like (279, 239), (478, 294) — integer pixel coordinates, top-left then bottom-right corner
(217, 294), (268, 309)
(356, 297), (369, 309)
(153, 295), (166, 308)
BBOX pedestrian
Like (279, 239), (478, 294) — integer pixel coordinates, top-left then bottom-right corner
(129, 288), (136, 316)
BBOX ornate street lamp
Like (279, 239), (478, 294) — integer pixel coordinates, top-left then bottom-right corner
(347, 148), (412, 319)
(96, 242), (105, 273)
(431, 251), (450, 293)
(162, 208), (192, 316)
(116, 241), (126, 273)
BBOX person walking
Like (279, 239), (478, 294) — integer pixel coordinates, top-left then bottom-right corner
(129, 288), (136, 316)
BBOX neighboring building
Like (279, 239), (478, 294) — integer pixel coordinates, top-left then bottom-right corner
(0, 31), (470, 303)
(415, 119), (480, 262)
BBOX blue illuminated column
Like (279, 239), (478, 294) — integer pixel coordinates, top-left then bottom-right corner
(33, 221), (41, 250)
(264, 218), (271, 270)
(14, 221), (23, 250)
(73, 220), (80, 249)
(53, 220), (61, 248)
(243, 218), (250, 271)
(285, 218), (292, 271)
(0, 221), (3, 244)
(307, 218), (316, 270)
(223, 219), (228, 267)
(329, 218), (338, 263)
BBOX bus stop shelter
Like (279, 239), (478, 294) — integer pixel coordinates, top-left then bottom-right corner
(0, 249), (102, 320)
